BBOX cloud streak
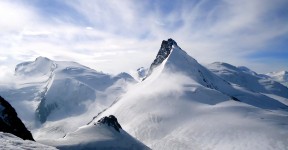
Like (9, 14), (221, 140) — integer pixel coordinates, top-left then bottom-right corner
(0, 0), (287, 78)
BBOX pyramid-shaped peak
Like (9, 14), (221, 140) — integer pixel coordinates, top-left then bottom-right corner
(142, 38), (182, 79)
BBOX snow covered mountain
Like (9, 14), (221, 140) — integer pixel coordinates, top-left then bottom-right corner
(207, 62), (288, 98)
(89, 38), (288, 149)
(0, 57), (135, 139)
(1, 38), (288, 150)
(0, 96), (34, 141)
(41, 115), (150, 150)
(267, 71), (288, 87)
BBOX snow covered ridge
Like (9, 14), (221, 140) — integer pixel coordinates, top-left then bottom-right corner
(40, 115), (150, 150)
(0, 96), (34, 141)
(207, 62), (288, 98)
(0, 132), (57, 150)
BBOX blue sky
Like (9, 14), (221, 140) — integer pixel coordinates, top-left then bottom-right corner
(0, 0), (287, 79)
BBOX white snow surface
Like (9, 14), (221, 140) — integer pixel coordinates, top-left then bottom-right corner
(0, 132), (57, 150)
(91, 45), (288, 150)
(0, 56), (135, 140)
(40, 121), (150, 150)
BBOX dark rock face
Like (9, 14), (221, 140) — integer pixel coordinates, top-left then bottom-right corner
(97, 115), (122, 132)
(0, 96), (34, 141)
(36, 97), (58, 123)
(146, 38), (177, 78)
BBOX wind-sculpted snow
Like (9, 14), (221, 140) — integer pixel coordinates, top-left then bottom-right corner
(0, 132), (57, 150)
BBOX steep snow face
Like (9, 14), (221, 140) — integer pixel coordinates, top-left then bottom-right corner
(0, 96), (34, 141)
(0, 57), (136, 140)
(0, 132), (57, 150)
(267, 71), (288, 87)
(93, 39), (288, 149)
(207, 62), (288, 98)
(40, 115), (150, 150)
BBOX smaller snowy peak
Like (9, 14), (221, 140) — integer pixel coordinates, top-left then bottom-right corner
(41, 115), (150, 150)
(15, 56), (56, 77)
(0, 96), (34, 141)
(210, 62), (258, 76)
(96, 115), (122, 132)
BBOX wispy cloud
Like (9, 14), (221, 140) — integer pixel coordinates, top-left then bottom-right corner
(0, 0), (287, 78)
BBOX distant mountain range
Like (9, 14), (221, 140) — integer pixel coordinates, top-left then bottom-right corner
(0, 39), (287, 150)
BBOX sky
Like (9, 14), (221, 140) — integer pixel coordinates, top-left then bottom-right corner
(0, 0), (287, 79)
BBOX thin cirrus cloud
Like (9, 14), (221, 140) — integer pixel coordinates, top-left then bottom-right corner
(0, 0), (287, 80)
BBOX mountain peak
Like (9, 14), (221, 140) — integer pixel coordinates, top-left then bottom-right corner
(145, 38), (178, 78)
(97, 115), (122, 132)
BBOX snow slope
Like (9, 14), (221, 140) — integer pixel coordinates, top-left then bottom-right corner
(0, 132), (57, 150)
(267, 71), (288, 87)
(40, 115), (150, 150)
(0, 57), (135, 140)
(90, 39), (288, 150)
(207, 62), (288, 98)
